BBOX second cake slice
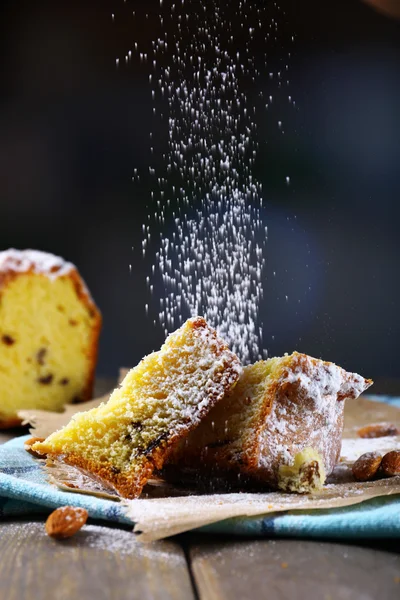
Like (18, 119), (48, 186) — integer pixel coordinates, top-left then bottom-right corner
(33, 317), (241, 499)
(167, 352), (372, 492)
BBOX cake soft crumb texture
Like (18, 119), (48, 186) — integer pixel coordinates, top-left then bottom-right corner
(0, 248), (101, 428)
(33, 317), (242, 499)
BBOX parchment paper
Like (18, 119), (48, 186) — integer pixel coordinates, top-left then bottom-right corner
(18, 387), (400, 542)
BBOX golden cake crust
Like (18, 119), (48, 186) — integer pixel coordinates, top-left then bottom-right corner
(0, 249), (102, 428)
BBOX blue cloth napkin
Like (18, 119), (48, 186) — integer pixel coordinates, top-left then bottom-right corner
(1, 396), (400, 538)
(0, 435), (131, 524)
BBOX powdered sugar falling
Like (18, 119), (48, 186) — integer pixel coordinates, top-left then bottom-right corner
(124, 1), (294, 363)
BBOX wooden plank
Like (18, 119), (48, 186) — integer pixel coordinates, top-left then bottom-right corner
(0, 520), (195, 600)
(190, 539), (400, 600)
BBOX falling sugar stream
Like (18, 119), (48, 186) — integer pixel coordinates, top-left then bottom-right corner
(118, 0), (295, 363)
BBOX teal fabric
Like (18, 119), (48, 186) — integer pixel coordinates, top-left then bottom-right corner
(203, 495), (400, 538)
(0, 435), (131, 524)
(1, 396), (400, 538)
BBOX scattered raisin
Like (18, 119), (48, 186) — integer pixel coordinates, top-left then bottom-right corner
(300, 461), (321, 486)
(125, 421), (144, 441)
(130, 421), (143, 431)
(59, 378), (70, 386)
(2, 335), (15, 346)
(69, 319), (78, 326)
(143, 432), (169, 456)
(38, 374), (54, 385)
(36, 348), (47, 365)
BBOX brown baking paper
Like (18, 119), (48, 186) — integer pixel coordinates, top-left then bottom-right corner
(18, 390), (400, 542)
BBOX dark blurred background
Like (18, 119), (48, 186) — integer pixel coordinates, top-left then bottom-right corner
(1, 0), (399, 383)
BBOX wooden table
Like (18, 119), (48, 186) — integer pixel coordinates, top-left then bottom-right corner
(1, 380), (400, 600)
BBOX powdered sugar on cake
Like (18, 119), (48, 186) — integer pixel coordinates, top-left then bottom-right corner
(0, 249), (74, 280)
(284, 355), (369, 410)
(257, 354), (372, 478)
(153, 317), (242, 432)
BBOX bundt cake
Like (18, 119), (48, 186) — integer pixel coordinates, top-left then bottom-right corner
(33, 317), (242, 499)
(0, 249), (101, 428)
(167, 352), (373, 492)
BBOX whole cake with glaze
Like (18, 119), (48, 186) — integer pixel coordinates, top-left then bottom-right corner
(166, 352), (373, 492)
(0, 249), (101, 428)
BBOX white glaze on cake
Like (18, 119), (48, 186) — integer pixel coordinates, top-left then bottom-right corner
(0, 249), (74, 280)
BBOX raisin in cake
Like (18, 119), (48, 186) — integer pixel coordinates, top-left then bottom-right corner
(0, 249), (101, 428)
(167, 352), (372, 492)
(33, 317), (242, 499)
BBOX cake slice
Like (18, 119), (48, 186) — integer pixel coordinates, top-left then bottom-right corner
(33, 317), (241, 499)
(166, 352), (373, 492)
(0, 249), (101, 428)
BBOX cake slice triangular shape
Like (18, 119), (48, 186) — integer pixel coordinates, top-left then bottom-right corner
(33, 317), (241, 498)
(166, 352), (373, 492)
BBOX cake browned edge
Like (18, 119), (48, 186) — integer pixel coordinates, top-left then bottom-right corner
(0, 249), (102, 429)
(36, 317), (242, 499)
(165, 352), (373, 489)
